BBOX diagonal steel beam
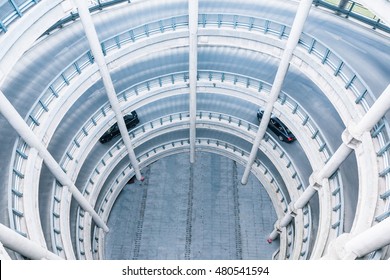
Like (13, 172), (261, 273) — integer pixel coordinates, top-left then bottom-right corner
(0, 90), (109, 232)
(0, 223), (63, 260)
(268, 84), (390, 242)
(75, 0), (143, 180)
(344, 215), (390, 259)
(241, 0), (314, 185)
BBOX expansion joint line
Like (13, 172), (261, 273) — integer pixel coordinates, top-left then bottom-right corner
(232, 161), (243, 259)
(132, 166), (150, 260)
(185, 163), (195, 260)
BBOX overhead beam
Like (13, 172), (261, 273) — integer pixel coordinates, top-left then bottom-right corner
(74, 0), (143, 180)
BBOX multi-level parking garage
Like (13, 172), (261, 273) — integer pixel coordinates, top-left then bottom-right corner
(0, 0), (389, 260)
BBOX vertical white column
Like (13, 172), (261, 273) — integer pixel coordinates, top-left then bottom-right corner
(268, 83), (390, 241)
(189, 0), (199, 163)
(241, 0), (313, 184)
(0, 91), (109, 232)
(0, 223), (63, 260)
(74, 0), (143, 180)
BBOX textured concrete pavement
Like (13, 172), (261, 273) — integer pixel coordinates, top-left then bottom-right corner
(105, 152), (279, 260)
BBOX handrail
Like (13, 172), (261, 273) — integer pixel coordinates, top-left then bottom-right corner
(33, 0), (390, 37)
(313, 0), (389, 34)
(0, 0), (134, 36)
(0, 0), (40, 34)
(41, 0), (132, 37)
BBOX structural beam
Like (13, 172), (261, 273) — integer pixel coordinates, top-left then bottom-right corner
(268, 84), (390, 241)
(241, 0), (313, 184)
(344, 216), (390, 259)
(0, 223), (62, 260)
(74, 0), (143, 180)
(0, 90), (109, 232)
(188, 0), (199, 163)
(0, 241), (11, 260)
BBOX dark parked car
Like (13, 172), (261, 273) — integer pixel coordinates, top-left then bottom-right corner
(257, 109), (295, 143)
(99, 111), (139, 143)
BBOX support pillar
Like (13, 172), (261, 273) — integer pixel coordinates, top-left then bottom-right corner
(338, 0), (349, 14)
(241, 0), (313, 184)
(0, 91), (109, 232)
(0, 223), (62, 260)
(188, 0), (199, 163)
(74, 0), (143, 180)
(267, 83), (390, 242)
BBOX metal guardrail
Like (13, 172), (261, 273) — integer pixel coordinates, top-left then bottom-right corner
(0, 0), (134, 35)
(0, 0), (40, 34)
(313, 0), (390, 34)
(8, 13), (388, 258)
(42, 0), (132, 36)
(33, 0), (390, 37)
(2, 0), (385, 38)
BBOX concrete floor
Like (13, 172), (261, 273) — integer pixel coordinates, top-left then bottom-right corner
(104, 152), (279, 260)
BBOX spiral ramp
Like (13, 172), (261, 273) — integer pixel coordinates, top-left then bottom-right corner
(0, 0), (389, 260)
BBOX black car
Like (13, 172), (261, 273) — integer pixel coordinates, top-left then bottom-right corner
(257, 109), (295, 143)
(99, 111), (139, 143)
